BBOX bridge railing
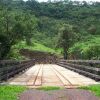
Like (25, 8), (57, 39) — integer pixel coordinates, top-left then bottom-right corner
(57, 59), (100, 81)
(0, 59), (35, 82)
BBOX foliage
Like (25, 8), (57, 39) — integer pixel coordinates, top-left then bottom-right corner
(22, 13), (38, 45)
(68, 36), (100, 59)
(57, 24), (77, 59)
(8, 39), (61, 60)
(0, 0), (100, 59)
(0, 9), (37, 59)
(0, 85), (27, 100)
(0, 6), (37, 59)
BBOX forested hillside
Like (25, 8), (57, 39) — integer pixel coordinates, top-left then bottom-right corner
(0, 0), (100, 60)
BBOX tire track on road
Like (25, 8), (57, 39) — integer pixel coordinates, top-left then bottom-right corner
(51, 65), (74, 88)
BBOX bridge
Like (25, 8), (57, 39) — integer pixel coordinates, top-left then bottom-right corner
(0, 59), (100, 88)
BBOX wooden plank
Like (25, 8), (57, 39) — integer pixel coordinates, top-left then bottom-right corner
(51, 66), (71, 86)
(34, 65), (43, 86)
(27, 65), (41, 86)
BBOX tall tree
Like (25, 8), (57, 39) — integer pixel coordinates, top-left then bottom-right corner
(57, 24), (76, 59)
(23, 13), (38, 45)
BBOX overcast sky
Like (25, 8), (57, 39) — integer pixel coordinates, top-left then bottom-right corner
(24, 0), (100, 2)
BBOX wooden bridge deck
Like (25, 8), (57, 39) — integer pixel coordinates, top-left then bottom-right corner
(8, 64), (99, 88)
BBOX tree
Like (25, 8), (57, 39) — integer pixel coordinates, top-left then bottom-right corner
(57, 24), (76, 59)
(0, 9), (24, 59)
(22, 13), (38, 45)
(0, 8), (30, 59)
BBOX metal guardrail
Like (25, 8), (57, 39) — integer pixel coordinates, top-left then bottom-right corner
(60, 60), (100, 67)
(0, 59), (35, 82)
(0, 57), (57, 83)
(57, 60), (100, 81)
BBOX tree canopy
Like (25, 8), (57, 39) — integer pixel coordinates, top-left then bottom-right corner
(0, 0), (100, 59)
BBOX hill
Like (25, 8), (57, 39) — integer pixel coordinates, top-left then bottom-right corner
(8, 40), (61, 60)
(0, 0), (100, 60)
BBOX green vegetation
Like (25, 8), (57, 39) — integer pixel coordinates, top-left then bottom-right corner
(0, 0), (100, 60)
(80, 84), (100, 97)
(0, 85), (27, 100)
(13, 41), (57, 53)
(57, 24), (77, 59)
(36, 86), (62, 91)
(68, 36), (100, 59)
(8, 40), (61, 60)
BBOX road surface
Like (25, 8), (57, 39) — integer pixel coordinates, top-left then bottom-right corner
(8, 64), (99, 88)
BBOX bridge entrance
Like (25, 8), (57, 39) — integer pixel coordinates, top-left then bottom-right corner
(8, 64), (98, 88)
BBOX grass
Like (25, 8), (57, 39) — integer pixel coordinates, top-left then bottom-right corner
(0, 85), (27, 100)
(1, 85), (100, 100)
(9, 40), (61, 60)
(36, 86), (62, 91)
(14, 41), (57, 54)
(80, 84), (100, 97)
(68, 36), (100, 59)
(0, 85), (62, 100)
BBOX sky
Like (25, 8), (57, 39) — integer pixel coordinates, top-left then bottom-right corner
(24, 0), (100, 2)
